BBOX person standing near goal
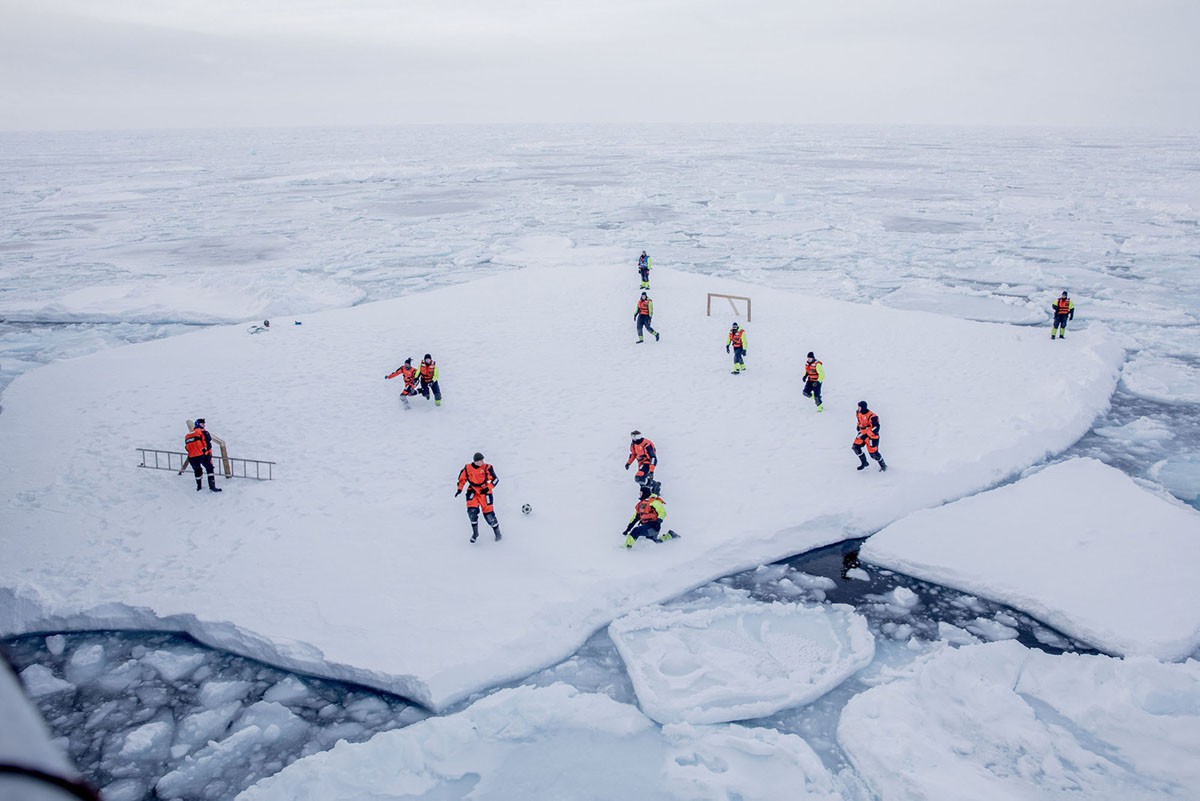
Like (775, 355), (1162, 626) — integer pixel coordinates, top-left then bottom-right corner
(634, 292), (660, 344)
(726, 322), (747, 374)
(637, 250), (651, 289)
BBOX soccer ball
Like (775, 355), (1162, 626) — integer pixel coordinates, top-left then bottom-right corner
(521, 503), (532, 515)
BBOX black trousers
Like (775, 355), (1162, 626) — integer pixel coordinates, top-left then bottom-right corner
(630, 520), (662, 541)
(1053, 313), (1070, 330)
(803, 380), (822, 405)
(636, 314), (656, 337)
(419, 380), (442, 401)
(188, 454), (215, 478)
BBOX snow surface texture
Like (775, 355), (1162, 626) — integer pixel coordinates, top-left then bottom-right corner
(0, 258), (1123, 711)
(236, 682), (848, 801)
(608, 601), (875, 724)
(838, 640), (1200, 801)
(860, 458), (1200, 660)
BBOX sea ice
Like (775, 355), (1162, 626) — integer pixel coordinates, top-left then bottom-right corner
(235, 683), (846, 801)
(838, 640), (1200, 801)
(0, 259), (1124, 709)
(860, 458), (1200, 659)
(1121, 354), (1200, 404)
(609, 601), (874, 724)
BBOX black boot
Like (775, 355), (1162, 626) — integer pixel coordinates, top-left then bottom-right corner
(493, 528), (502, 542)
(208, 477), (223, 493)
(878, 458), (888, 472)
(195, 479), (203, 491)
(470, 526), (479, 543)
(857, 457), (869, 471)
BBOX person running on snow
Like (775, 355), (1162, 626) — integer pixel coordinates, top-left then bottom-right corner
(625, 430), (660, 493)
(417, 353), (442, 406)
(456, 452), (502, 543)
(637, 250), (652, 289)
(803, 351), (825, 412)
(726, 323), (747, 374)
(1051, 291), (1075, 340)
(634, 292), (660, 344)
(384, 357), (420, 407)
(852, 401), (887, 472)
(621, 485), (677, 548)
(184, 418), (223, 493)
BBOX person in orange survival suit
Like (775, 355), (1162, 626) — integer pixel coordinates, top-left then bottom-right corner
(852, 400), (888, 472)
(384, 357), (419, 407)
(417, 353), (442, 407)
(625, 430), (660, 494)
(620, 485), (678, 548)
(184, 418), (223, 492)
(456, 452), (502, 543)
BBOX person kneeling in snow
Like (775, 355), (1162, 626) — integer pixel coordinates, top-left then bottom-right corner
(621, 485), (677, 548)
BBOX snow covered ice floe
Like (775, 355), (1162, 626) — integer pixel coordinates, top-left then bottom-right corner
(0, 251), (1124, 710)
(860, 458), (1200, 660)
(235, 683), (847, 801)
(608, 601), (874, 724)
(838, 640), (1200, 801)
(1121, 353), (1200, 404)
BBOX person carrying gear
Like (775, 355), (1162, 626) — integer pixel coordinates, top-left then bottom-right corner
(384, 357), (420, 407)
(803, 351), (825, 412)
(726, 323), (747, 374)
(852, 401), (887, 472)
(625, 430), (660, 493)
(638, 250), (652, 289)
(184, 418), (223, 493)
(634, 292), (660, 344)
(1051, 291), (1075, 340)
(621, 485), (677, 548)
(456, 452), (502, 543)
(417, 353), (442, 406)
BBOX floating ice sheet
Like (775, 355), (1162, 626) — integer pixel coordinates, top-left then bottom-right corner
(0, 257), (1124, 710)
(609, 601), (874, 724)
(860, 458), (1200, 659)
(839, 640), (1200, 801)
(236, 683), (846, 801)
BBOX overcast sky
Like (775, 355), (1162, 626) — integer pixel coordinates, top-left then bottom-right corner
(2, 0), (1198, 131)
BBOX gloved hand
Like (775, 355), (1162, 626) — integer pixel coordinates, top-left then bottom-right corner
(743, 351), (748, 357)
(384, 375), (391, 379)
(726, 345), (730, 353)
(625, 463), (631, 471)
(455, 489), (462, 497)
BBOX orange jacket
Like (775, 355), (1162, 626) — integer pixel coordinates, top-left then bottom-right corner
(386, 364), (418, 386)
(804, 360), (823, 382)
(184, 426), (210, 458)
(728, 329), (745, 349)
(419, 360), (438, 382)
(856, 409), (879, 436)
(626, 437), (657, 467)
(457, 462), (498, 494)
(635, 496), (663, 522)
(636, 298), (652, 317)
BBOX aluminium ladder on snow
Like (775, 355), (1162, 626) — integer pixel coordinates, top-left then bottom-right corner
(136, 448), (276, 481)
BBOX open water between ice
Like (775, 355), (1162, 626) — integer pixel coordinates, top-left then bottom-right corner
(2, 539), (1094, 801)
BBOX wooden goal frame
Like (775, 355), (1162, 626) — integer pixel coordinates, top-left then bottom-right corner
(706, 292), (752, 322)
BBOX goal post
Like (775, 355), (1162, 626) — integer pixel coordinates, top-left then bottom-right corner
(706, 292), (752, 322)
